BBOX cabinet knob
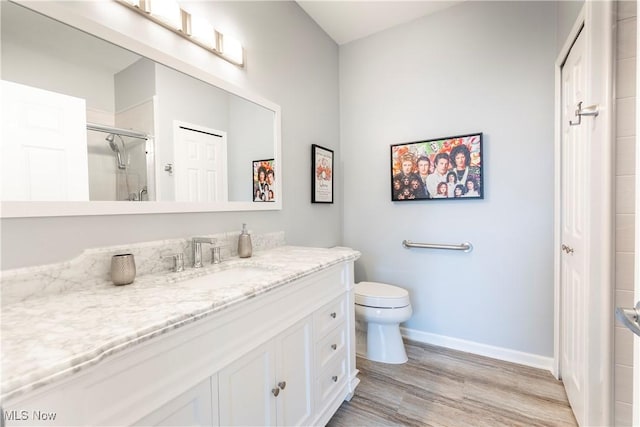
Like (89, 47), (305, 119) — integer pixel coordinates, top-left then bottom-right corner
(330, 312), (337, 319)
(278, 381), (286, 390)
(332, 375), (338, 382)
(272, 388), (280, 397)
(331, 343), (337, 350)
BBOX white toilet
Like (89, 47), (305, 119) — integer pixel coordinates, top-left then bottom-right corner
(354, 281), (412, 364)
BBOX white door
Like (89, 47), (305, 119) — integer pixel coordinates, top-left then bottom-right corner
(218, 340), (277, 426)
(276, 317), (313, 426)
(174, 122), (227, 202)
(134, 378), (216, 426)
(560, 28), (587, 426)
(1, 80), (89, 201)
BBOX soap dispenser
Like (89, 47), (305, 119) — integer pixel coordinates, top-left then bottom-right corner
(238, 223), (252, 258)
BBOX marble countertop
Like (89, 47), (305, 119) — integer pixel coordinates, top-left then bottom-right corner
(1, 246), (360, 402)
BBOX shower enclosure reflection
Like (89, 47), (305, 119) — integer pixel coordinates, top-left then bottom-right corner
(87, 123), (152, 201)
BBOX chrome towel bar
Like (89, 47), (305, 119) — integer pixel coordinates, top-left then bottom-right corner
(402, 240), (473, 252)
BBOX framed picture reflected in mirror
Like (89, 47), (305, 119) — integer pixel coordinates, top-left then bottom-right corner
(253, 159), (275, 202)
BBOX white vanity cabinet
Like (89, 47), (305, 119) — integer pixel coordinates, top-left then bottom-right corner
(3, 261), (358, 427)
(218, 316), (313, 426)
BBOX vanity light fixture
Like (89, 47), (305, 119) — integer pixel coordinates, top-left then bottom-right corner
(120, 0), (141, 7)
(115, 0), (244, 67)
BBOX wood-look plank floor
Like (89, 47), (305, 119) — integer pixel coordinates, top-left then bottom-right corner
(328, 340), (577, 427)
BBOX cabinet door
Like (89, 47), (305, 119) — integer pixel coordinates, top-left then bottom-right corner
(134, 377), (216, 426)
(276, 316), (313, 426)
(218, 340), (277, 426)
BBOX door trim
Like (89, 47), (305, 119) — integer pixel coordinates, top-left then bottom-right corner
(553, 1), (614, 425)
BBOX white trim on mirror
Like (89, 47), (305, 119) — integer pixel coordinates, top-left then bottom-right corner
(2, 0), (283, 217)
(1, 200), (280, 218)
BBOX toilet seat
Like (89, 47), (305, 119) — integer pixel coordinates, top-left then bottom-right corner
(355, 281), (410, 308)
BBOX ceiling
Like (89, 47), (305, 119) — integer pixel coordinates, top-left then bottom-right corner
(296, 1), (464, 45)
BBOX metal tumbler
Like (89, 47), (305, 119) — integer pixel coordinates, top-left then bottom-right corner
(111, 253), (136, 285)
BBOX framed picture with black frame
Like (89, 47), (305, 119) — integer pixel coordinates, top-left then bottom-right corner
(390, 132), (483, 201)
(252, 159), (275, 202)
(311, 144), (334, 203)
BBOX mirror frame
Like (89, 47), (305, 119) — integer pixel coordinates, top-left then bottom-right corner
(1, 0), (282, 218)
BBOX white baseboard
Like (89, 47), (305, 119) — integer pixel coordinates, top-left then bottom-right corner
(400, 327), (554, 373)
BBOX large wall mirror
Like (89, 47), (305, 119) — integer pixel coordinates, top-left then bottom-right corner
(1, 0), (282, 217)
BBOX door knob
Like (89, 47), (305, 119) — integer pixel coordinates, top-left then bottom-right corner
(278, 381), (286, 390)
(272, 387), (280, 397)
(331, 343), (337, 350)
(561, 244), (574, 254)
(330, 312), (337, 319)
(615, 301), (640, 337)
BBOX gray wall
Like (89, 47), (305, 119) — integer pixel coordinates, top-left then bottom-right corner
(1, 1), (341, 269)
(1, 2), (115, 113)
(340, 1), (558, 356)
(556, 0), (584, 54)
(114, 58), (156, 113)
(227, 96), (275, 202)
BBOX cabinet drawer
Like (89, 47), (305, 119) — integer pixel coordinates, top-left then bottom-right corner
(316, 350), (347, 408)
(315, 323), (346, 371)
(314, 294), (346, 338)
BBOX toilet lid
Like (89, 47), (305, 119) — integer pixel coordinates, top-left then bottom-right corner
(355, 281), (410, 308)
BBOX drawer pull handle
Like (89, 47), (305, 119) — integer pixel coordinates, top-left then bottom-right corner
(278, 381), (286, 390)
(331, 343), (337, 350)
(272, 388), (280, 397)
(332, 375), (338, 382)
(330, 312), (337, 319)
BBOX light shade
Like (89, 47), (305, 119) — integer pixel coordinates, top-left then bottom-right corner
(221, 34), (243, 65)
(190, 15), (216, 49)
(121, 0), (141, 7)
(148, 0), (182, 30)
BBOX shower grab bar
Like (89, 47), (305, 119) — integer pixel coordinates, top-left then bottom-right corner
(87, 122), (149, 140)
(402, 240), (473, 253)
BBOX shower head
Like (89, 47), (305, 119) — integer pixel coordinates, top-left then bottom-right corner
(105, 133), (127, 169)
(106, 134), (120, 153)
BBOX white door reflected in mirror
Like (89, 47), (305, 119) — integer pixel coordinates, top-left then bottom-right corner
(1, 80), (89, 201)
(174, 122), (228, 203)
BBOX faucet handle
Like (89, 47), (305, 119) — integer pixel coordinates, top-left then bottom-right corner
(162, 253), (185, 272)
(210, 246), (222, 264)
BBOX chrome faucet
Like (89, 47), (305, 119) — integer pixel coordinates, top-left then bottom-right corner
(192, 237), (216, 268)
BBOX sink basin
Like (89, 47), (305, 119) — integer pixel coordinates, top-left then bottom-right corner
(179, 266), (272, 290)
